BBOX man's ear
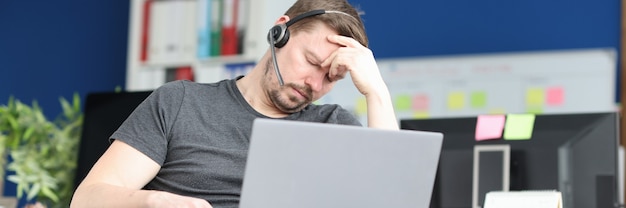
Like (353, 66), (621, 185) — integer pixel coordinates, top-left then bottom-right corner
(274, 15), (291, 25)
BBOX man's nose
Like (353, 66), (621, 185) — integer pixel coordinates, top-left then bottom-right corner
(304, 73), (325, 93)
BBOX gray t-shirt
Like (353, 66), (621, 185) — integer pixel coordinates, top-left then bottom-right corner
(111, 78), (361, 208)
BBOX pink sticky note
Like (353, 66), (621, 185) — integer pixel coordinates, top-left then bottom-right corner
(475, 115), (506, 141)
(412, 94), (429, 111)
(546, 87), (564, 106)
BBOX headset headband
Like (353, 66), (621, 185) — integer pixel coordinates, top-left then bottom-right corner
(285, 9), (356, 27)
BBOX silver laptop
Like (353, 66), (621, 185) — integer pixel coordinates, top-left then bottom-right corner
(239, 118), (443, 208)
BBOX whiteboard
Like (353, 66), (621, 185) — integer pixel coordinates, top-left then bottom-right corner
(318, 48), (617, 124)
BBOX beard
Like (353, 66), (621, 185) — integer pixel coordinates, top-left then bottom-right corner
(263, 59), (313, 113)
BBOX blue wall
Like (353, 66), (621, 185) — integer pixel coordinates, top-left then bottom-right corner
(0, 1), (129, 119)
(0, 0), (129, 205)
(358, 0), (620, 58)
(0, 0), (620, 204)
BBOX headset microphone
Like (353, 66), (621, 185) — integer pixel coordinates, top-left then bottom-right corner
(269, 28), (285, 86)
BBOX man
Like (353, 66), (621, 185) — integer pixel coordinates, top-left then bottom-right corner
(70, 0), (397, 207)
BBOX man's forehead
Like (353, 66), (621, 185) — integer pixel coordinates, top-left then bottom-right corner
(295, 28), (340, 59)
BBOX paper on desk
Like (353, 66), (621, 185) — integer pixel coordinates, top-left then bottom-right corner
(483, 190), (562, 208)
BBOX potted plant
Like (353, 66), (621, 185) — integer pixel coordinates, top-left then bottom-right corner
(0, 94), (83, 208)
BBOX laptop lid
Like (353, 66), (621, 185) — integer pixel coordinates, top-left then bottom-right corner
(240, 118), (443, 208)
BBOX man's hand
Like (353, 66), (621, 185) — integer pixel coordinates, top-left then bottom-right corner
(322, 34), (399, 130)
(322, 34), (385, 96)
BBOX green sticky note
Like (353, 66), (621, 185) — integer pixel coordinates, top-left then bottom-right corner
(471, 91), (487, 108)
(526, 106), (543, 114)
(447, 92), (465, 110)
(394, 94), (411, 111)
(504, 114), (536, 140)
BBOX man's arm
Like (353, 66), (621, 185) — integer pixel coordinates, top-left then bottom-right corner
(323, 35), (399, 130)
(70, 140), (212, 208)
(362, 84), (398, 130)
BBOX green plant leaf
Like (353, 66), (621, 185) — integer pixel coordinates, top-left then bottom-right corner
(16, 183), (24, 199)
(22, 127), (34, 140)
(6, 114), (17, 130)
(27, 183), (40, 200)
(73, 93), (81, 112)
(41, 185), (59, 203)
(1, 93), (83, 205)
(7, 175), (21, 184)
(60, 98), (71, 120)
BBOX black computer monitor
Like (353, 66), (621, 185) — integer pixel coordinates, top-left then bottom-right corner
(73, 91), (152, 190)
(400, 112), (620, 208)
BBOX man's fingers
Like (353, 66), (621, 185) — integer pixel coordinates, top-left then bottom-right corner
(322, 49), (351, 81)
(327, 35), (362, 48)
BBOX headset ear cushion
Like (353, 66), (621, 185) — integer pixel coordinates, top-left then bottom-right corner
(267, 24), (289, 48)
(275, 30), (289, 48)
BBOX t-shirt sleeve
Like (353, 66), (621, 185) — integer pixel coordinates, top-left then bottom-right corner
(110, 81), (186, 165)
(334, 106), (362, 126)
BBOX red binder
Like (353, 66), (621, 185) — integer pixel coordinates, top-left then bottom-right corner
(220, 0), (238, 55)
(140, 0), (152, 62)
(175, 66), (194, 81)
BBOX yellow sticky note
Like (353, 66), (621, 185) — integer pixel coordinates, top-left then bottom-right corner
(394, 94), (411, 111)
(413, 111), (430, 119)
(355, 97), (367, 115)
(503, 114), (536, 140)
(526, 88), (544, 106)
(447, 92), (465, 110)
(488, 108), (506, 115)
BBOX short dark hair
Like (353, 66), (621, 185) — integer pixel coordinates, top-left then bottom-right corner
(284, 0), (368, 47)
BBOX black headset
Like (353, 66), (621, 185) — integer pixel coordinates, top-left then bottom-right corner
(267, 10), (327, 48)
(266, 10), (331, 86)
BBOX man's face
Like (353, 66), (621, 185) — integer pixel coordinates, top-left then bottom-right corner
(263, 22), (343, 113)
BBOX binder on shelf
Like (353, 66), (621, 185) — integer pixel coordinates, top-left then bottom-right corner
(236, 0), (247, 54)
(196, 0), (211, 59)
(180, 0), (197, 62)
(210, 0), (223, 57)
(147, 0), (167, 64)
(140, 0), (153, 63)
(162, 1), (184, 64)
(147, 0), (197, 65)
(221, 0), (238, 55)
(166, 66), (195, 82)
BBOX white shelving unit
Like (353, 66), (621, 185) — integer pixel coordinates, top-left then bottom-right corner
(125, 0), (296, 91)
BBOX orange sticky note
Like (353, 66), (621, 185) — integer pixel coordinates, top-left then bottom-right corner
(475, 115), (505, 141)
